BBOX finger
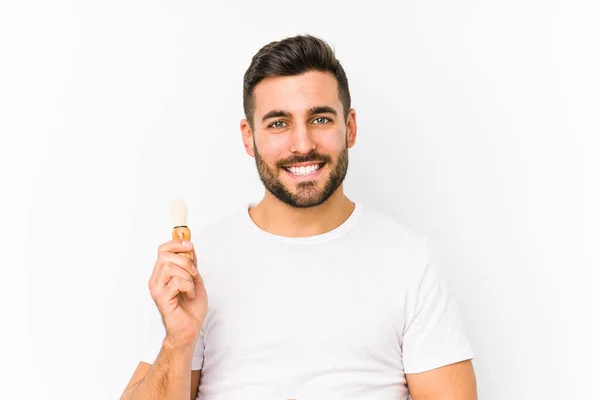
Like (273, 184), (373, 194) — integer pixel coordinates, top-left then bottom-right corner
(158, 239), (194, 254)
(160, 252), (197, 276)
(151, 240), (192, 281)
(155, 262), (194, 288)
(164, 241), (195, 266)
(165, 277), (195, 301)
(170, 252), (202, 287)
(150, 252), (190, 286)
(191, 247), (197, 268)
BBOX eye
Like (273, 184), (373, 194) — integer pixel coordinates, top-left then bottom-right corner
(268, 120), (287, 129)
(312, 117), (331, 125)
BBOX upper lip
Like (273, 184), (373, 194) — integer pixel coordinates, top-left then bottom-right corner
(282, 161), (325, 168)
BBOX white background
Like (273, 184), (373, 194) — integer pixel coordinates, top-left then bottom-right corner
(1, 1), (598, 399)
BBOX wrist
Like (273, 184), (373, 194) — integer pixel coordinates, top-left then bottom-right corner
(163, 334), (197, 352)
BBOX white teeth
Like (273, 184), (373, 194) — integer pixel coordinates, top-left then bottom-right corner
(285, 164), (321, 176)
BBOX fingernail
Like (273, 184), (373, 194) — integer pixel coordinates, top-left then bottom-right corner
(192, 265), (198, 274)
(182, 240), (191, 247)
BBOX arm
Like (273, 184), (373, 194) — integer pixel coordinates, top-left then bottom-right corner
(406, 359), (477, 400)
(122, 240), (207, 399)
(402, 239), (476, 398)
(120, 338), (200, 400)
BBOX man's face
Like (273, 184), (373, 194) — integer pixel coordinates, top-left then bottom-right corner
(241, 71), (356, 209)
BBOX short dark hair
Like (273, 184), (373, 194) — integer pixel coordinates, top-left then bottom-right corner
(243, 34), (351, 130)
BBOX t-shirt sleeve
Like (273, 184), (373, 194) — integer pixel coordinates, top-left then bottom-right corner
(401, 238), (474, 374)
(191, 329), (206, 370)
(139, 303), (205, 371)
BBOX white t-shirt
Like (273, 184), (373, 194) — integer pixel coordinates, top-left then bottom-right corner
(141, 202), (474, 399)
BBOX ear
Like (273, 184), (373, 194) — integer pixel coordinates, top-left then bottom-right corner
(240, 118), (255, 157)
(346, 108), (357, 148)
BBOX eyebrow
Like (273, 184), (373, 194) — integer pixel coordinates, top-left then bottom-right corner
(262, 109), (292, 122)
(307, 105), (338, 117)
(261, 105), (338, 122)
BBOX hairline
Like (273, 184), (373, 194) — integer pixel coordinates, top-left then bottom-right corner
(247, 70), (349, 131)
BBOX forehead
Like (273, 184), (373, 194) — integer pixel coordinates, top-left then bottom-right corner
(253, 70), (342, 117)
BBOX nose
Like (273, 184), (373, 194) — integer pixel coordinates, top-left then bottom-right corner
(289, 123), (316, 154)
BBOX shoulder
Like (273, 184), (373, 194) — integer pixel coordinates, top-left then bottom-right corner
(354, 203), (436, 281)
(192, 205), (249, 243)
(357, 203), (428, 251)
(185, 205), (253, 275)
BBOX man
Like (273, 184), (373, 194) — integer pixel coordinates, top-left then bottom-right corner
(121, 34), (477, 400)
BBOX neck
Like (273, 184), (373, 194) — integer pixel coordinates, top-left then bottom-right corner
(248, 187), (355, 238)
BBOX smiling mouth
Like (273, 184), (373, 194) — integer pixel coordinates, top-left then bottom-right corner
(282, 162), (325, 176)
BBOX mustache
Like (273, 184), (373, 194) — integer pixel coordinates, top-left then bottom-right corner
(276, 151), (331, 168)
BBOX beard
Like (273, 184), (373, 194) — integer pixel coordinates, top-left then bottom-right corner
(253, 138), (349, 209)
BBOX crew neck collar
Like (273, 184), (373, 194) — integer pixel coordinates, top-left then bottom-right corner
(244, 201), (363, 244)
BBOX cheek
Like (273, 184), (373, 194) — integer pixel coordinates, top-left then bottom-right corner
(319, 133), (346, 152)
(256, 135), (288, 161)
